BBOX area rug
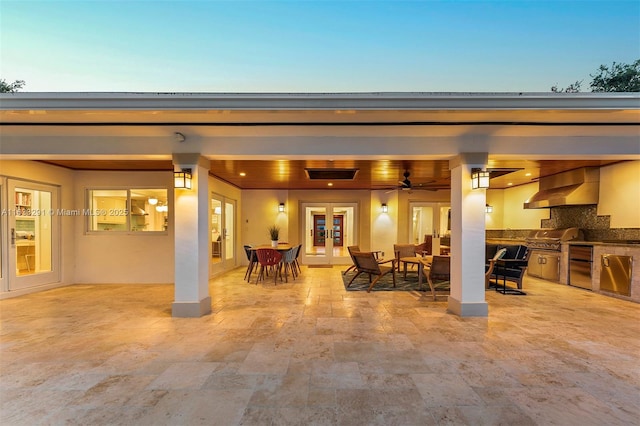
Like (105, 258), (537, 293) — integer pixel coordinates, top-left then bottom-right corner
(342, 269), (449, 292)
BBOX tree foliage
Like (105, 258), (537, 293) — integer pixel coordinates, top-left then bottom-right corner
(551, 80), (582, 93)
(552, 59), (640, 93)
(590, 59), (640, 92)
(0, 79), (25, 93)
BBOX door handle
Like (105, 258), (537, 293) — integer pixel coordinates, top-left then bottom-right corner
(10, 228), (15, 245)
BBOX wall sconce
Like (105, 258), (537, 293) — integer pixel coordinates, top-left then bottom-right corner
(381, 203), (388, 213)
(278, 203), (285, 212)
(148, 197), (158, 205)
(471, 168), (490, 189)
(485, 204), (493, 213)
(174, 168), (192, 189)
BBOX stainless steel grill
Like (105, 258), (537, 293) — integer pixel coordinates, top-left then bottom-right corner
(526, 227), (584, 282)
(525, 228), (584, 252)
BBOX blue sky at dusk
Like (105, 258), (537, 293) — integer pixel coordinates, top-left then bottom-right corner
(1, 0), (638, 92)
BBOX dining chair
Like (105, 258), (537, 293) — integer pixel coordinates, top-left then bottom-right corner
(281, 246), (298, 282)
(255, 248), (283, 284)
(347, 251), (396, 293)
(423, 255), (451, 300)
(394, 243), (419, 272)
(244, 245), (257, 281)
(293, 244), (303, 276)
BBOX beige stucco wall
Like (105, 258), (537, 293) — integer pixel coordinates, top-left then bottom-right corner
(598, 160), (640, 228)
(486, 183), (549, 230)
(73, 171), (175, 284)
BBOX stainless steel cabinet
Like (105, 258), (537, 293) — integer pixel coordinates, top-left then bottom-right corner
(569, 245), (593, 290)
(600, 254), (632, 296)
(528, 250), (560, 281)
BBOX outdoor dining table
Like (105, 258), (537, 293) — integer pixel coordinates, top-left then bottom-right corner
(250, 244), (294, 251)
(245, 244), (295, 282)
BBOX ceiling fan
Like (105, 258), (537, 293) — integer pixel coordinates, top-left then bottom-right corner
(381, 170), (449, 193)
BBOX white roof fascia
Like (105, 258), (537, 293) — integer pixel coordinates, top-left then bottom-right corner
(1, 92), (639, 111)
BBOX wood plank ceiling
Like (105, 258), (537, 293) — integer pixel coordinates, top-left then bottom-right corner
(38, 159), (624, 190)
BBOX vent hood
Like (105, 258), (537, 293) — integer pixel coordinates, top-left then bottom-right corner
(524, 167), (599, 209)
(131, 205), (148, 216)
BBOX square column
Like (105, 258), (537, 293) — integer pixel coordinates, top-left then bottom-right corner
(172, 154), (212, 317)
(447, 153), (488, 317)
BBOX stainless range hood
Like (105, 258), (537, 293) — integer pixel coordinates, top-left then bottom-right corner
(524, 167), (599, 209)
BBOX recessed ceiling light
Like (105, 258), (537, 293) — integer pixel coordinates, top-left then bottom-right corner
(507, 182), (513, 186)
(525, 172), (532, 177)
(328, 182), (333, 187)
(239, 172), (246, 177)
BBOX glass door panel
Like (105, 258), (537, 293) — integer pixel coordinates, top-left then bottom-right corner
(302, 202), (356, 265)
(224, 201), (234, 262)
(8, 179), (59, 290)
(410, 202), (451, 255)
(210, 194), (236, 275)
(211, 198), (222, 264)
(0, 179), (5, 292)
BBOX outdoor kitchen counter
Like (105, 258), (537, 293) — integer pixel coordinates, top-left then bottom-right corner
(563, 241), (640, 303)
(566, 241), (640, 247)
(486, 238), (527, 245)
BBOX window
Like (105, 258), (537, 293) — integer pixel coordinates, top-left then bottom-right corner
(87, 189), (168, 232)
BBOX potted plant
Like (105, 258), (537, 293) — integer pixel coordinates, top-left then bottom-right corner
(268, 225), (280, 247)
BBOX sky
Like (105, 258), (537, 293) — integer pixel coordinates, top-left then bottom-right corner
(1, 0), (639, 93)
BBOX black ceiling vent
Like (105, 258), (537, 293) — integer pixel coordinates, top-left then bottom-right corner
(305, 168), (359, 180)
(488, 168), (524, 179)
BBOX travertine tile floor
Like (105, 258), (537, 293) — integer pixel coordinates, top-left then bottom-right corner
(1, 266), (639, 425)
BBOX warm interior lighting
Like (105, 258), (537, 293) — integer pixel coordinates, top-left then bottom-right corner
(486, 204), (493, 213)
(279, 203), (285, 212)
(471, 168), (490, 189)
(239, 172), (246, 177)
(381, 203), (388, 213)
(174, 168), (192, 189)
(148, 197), (158, 205)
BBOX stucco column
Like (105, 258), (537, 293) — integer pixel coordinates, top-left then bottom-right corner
(172, 154), (212, 317)
(447, 153), (488, 317)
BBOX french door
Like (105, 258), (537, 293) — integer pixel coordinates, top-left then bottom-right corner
(210, 194), (236, 275)
(3, 179), (60, 291)
(409, 201), (451, 245)
(301, 202), (356, 265)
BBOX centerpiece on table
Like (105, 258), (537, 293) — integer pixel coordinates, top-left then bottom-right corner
(268, 225), (280, 247)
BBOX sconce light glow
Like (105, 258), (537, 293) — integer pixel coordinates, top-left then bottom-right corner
(485, 204), (493, 213)
(279, 203), (285, 212)
(381, 203), (388, 213)
(148, 197), (158, 205)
